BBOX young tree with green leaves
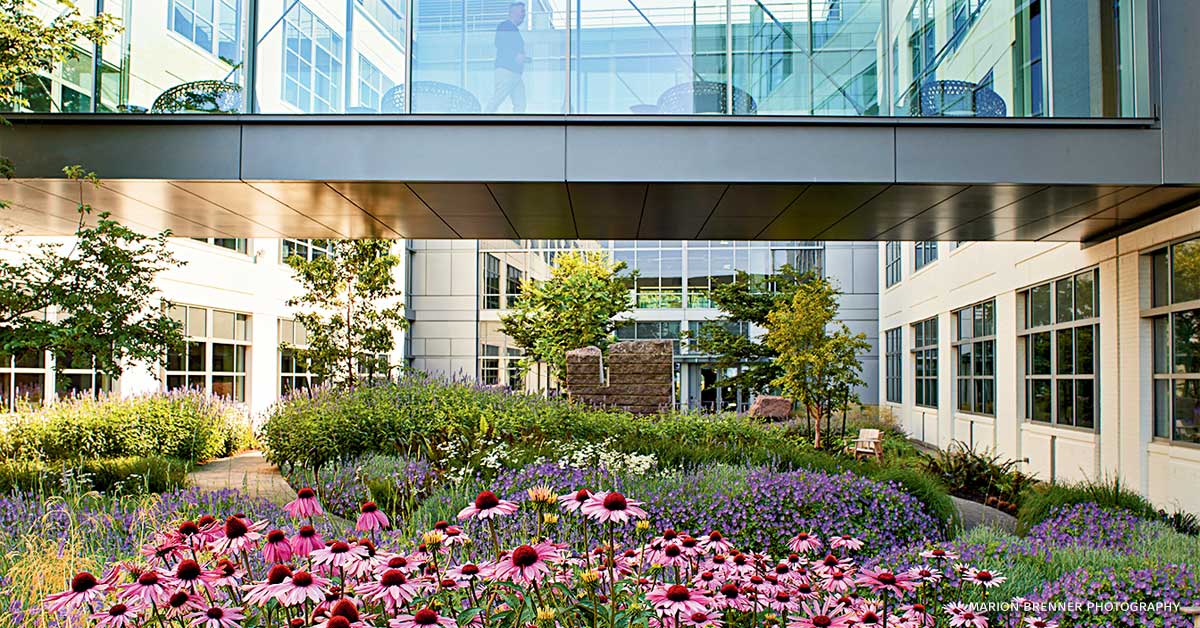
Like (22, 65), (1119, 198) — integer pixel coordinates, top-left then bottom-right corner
(0, 167), (184, 380)
(763, 275), (871, 450)
(499, 250), (632, 382)
(285, 240), (407, 386)
(687, 265), (811, 397)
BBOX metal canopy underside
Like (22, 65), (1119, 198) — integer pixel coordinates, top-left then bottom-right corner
(2, 115), (1197, 242)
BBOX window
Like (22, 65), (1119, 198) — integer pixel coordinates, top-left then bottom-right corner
(1020, 269), (1098, 429)
(0, 350), (47, 411)
(1017, 0), (1045, 116)
(913, 317), (938, 407)
(507, 348), (523, 390)
(169, 0), (242, 62)
(616, 321), (682, 355)
(953, 300), (996, 415)
(505, 265), (524, 308)
(686, 320), (749, 355)
(279, 319), (320, 394)
(480, 344), (501, 385)
(914, 241), (938, 271)
(885, 242), (902, 287)
(885, 327), (902, 403)
(483, 254), (501, 309)
(55, 351), (112, 399)
(282, 239), (332, 263)
(193, 237), (248, 254)
(283, 3), (344, 113)
(358, 56), (393, 111)
(1148, 237), (1200, 444)
(618, 243), (683, 309)
(166, 305), (250, 402)
(357, 352), (391, 380)
(355, 0), (405, 42)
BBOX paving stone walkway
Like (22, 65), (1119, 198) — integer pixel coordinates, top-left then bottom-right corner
(952, 495), (1017, 533)
(188, 450), (297, 505)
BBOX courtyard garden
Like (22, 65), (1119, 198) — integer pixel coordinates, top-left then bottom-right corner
(0, 377), (1197, 628)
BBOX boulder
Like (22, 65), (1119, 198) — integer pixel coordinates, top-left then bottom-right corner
(747, 395), (793, 420)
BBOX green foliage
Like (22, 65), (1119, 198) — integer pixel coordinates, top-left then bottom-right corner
(923, 441), (1033, 511)
(0, 391), (253, 463)
(1017, 476), (1159, 534)
(499, 251), (631, 381)
(686, 266), (813, 395)
(763, 274), (870, 449)
(0, 455), (190, 495)
(285, 240), (407, 386)
(0, 168), (184, 377)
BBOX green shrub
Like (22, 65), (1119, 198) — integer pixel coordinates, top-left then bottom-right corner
(1017, 476), (1158, 534)
(0, 391), (254, 464)
(923, 441), (1033, 512)
(0, 456), (190, 495)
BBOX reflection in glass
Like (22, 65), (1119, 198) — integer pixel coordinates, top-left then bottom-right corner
(1031, 332), (1050, 375)
(1154, 379), (1171, 438)
(1055, 379), (1072, 426)
(1173, 239), (1200, 304)
(1174, 380), (1200, 444)
(1076, 325), (1094, 375)
(1076, 379), (1094, 429)
(1075, 270), (1095, 318)
(1174, 310), (1200, 374)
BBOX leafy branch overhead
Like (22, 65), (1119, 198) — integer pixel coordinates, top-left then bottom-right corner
(499, 250), (632, 382)
(285, 240), (407, 386)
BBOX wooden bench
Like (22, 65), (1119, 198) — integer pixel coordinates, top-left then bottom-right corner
(848, 428), (883, 462)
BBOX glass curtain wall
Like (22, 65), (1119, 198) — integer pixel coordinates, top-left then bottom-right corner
(9, 0), (1149, 116)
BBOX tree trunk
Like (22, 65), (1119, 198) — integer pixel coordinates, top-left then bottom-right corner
(809, 404), (822, 449)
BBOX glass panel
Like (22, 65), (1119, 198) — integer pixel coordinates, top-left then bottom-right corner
(1075, 270), (1095, 318)
(1056, 379), (1073, 426)
(1032, 379), (1051, 422)
(13, 373), (44, 406)
(1173, 380), (1200, 444)
(1056, 328), (1073, 375)
(1173, 239), (1200, 304)
(167, 374), (187, 391)
(1173, 310), (1200, 373)
(213, 310), (235, 339)
(1153, 317), (1170, 374)
(1076, 325), (1094, 376)
(1154, 379), (1171, 438)
(188, 307), (206, 337)
(958, 343), (971, 377)
(1055, 278), (1073, 323)
(1152, 249), (1170, 307)
(186, 341), (207, 372)
(1076, 379), (1095, 429)
(235, 314), (250, 341)
(14, 349), (45, 369)
(167, 345), (185, 371)
(212, 375), (237, 399)
(957, 377), (971, 412)
(414, 0), (564, 113)
(981, 300), (994, 335)
(1030, 285), (1051, 327)
(1030, 333), (1050, 375)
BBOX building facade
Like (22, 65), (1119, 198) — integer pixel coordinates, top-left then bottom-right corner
(879, 205), (1200, 513)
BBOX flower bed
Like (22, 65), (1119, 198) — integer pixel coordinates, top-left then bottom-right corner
(38, 487), (1066, 628)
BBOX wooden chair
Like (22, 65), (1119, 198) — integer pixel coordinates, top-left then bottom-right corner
(849, 428), (883, 462)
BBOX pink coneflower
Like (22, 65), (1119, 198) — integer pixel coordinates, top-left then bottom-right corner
(357, 569), (424, 613)
(713, 582), (750, 611)
(581, 491), (647, 524)
(457, 491), (520, 521)
(919, 548), (958, 561)
(647, 584), (711, 618)
(244, 564), (293, 606)
(767, 590), (800, 614)
(277, 570), (330, 606)
(285, 487), (324, 518)
(209, 516), (265, 556)
(440, 524), (470, 547)
(962, 567), (1006, 588)
(188, 605), (244, 628)
(446, 562), (489, 584)
(855, 568), (917, 596)
(45, 571), (110, 614)
(1023, 618), (1057, 628)
(213, 559), (245, 588)
(944, 603), (989, 628)
(140, 537), (185, 565)
(681, 610), (723, 627)
(829, 535), (864, 552)
(311, 540), (370, 573)
(168, 559), (219, 592)
(788, 532), (823, 554)
(813, 553), (853, 576)
(163, 589), (205, 620)
(906, 566), (943, 586)
(263, 529), (293, 564)
(389, 608), (457, 628)
(649, 543), (689, 568)
(356, 502), (391, 531)
(121, 570), (169, 605)
(315, 598), (372, 628)
(174, 520), (213, 549)
(853, 605), (883, 626)
(702, 530), (732, 554)
(492, 542), (561, 584)
(96, 602), (145, 628)
(292, 525), (325, 557)
(558, 489), (593, 513)
(791, 599), (853, 628)
(899, 603), (935, 627)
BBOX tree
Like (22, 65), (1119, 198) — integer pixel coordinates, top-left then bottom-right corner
(763, 275), (871, 450)
(0, 167), (184, 380)
(285, 240), (407, 386)
(1, 0), (118, 179)
(687, 265), (811, 397)
(499, 250), (631, 382)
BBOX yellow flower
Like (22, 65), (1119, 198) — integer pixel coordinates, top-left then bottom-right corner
(527, 485), (557, 505)
(536, 607), (556, 622)
(635, 520), (651, 533)
(542, 512), (560, 525)
(579, 570), (601, 586)
(422, 530), (446, 547)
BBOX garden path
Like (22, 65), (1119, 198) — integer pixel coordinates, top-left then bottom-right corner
(188, 450), (297, 505)
(952, 495), (1017, 533)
